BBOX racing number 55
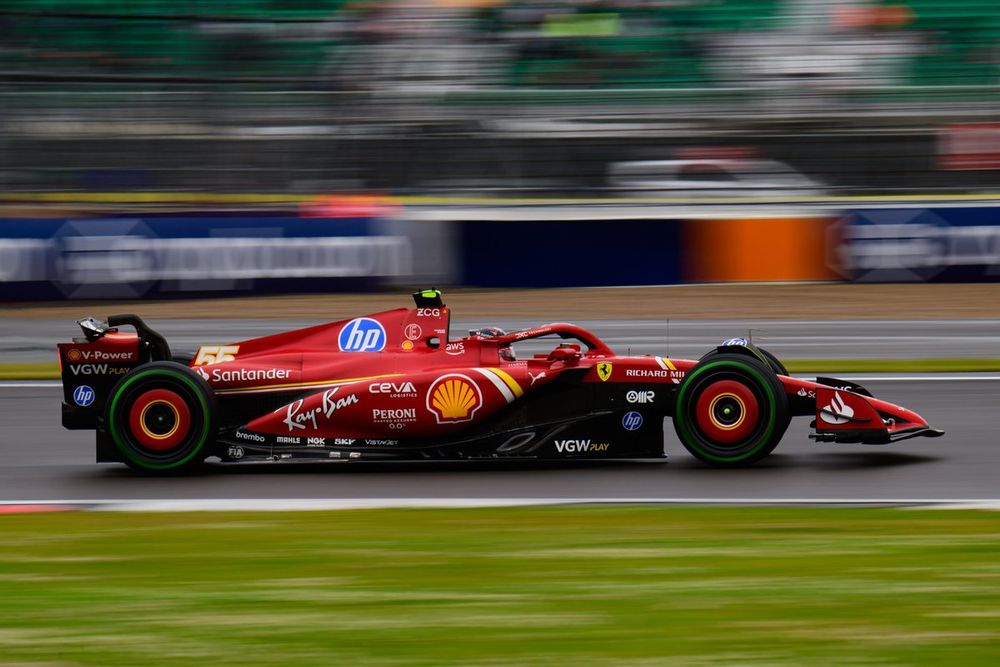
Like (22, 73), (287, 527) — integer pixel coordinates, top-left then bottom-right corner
(194, 345), (239, 366)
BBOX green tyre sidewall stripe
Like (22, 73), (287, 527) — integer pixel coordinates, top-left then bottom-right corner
(108, 368), (212, 470)
(675, 359), (778, 464)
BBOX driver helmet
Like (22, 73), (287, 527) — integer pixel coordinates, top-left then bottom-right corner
(469, 326), (507, 338)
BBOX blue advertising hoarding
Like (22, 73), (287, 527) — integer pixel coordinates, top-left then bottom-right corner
(835, 207), (1000, 282)
(0, 214), (411, 299)
(460, 219), (683, 287)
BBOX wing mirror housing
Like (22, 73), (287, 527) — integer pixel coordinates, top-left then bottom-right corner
(548, 345), (582, 365)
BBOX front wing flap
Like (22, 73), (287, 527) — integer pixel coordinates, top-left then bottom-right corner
(807, 380), (944, 444)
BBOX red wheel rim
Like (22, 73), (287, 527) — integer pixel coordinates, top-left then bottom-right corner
(128, 388), (191, 451)
(694, 379), (759, 444)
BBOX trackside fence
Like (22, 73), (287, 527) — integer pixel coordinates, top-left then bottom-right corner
(2, 202), (1000, 299)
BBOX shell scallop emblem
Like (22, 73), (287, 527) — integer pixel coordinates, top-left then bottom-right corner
(427, 374), (483, 424)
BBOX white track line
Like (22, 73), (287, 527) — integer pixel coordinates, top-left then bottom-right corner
(1, 498), (998, 511)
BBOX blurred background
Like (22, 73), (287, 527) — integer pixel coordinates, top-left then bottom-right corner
(2, 11), (998, 664)
(1, 0), (999, 297)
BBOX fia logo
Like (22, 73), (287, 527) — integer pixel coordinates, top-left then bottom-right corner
(622, 411), (643, 431)
(73, 385), (95, 407)
(597, 363), (613, 382)
(338, 318), (386, 352)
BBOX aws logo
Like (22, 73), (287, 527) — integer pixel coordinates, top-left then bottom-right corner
(427, 374), (482, 424)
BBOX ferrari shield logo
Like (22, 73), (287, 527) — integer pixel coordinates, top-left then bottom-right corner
(597, 362), (613, 382)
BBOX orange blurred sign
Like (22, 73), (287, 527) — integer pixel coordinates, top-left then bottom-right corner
(683, 217), (839, 283)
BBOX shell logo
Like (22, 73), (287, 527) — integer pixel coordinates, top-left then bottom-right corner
(66, 349), (82, 362)
(427, 374), (482, 424)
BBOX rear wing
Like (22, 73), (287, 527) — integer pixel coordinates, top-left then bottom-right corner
(58, 314), (171, 429)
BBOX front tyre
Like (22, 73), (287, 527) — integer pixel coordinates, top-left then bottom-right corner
(756, 347), (789, 377)
(105, 362), (216, 472)
(701, 345), (789, 377)
(673, 353), (789, 467)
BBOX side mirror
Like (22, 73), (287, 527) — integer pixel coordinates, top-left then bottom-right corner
(548, 346), (582, 364)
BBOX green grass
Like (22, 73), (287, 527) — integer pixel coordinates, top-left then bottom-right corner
(1, 507), (998, 666)
(5, 358), (1000, 380)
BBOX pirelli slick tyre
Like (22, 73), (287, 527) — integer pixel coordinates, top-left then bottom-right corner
(757, 347), (790, 377)
(105, 361), (216, 472)
(701, 346), (789, 377)
(674, 353), (790, 467)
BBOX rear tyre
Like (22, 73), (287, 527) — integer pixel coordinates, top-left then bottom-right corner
(674, 353), (790, 467)
(171, 352), (194, 366)
(105, 361), (216, 473)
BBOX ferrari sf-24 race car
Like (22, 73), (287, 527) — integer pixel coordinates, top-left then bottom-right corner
(58, 290), (943, 472)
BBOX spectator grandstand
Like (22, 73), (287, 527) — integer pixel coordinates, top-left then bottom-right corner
(1, 1), (997, 89)
(0, 1), (998, 196)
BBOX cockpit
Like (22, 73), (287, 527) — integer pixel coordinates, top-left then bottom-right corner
(468, 327), (517, 361)
(412, 289), (615, 362)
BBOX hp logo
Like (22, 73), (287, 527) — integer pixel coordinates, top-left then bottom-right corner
(622, 411), (643, 431)
(338, 318), (386, 353)
(73, 385), (95, 407)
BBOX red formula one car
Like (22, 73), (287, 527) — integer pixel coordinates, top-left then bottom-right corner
(58, 290), (943, 472)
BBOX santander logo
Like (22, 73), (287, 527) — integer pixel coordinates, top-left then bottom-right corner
(820, 391), (855, 425)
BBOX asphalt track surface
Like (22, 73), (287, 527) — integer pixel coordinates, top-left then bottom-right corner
(2, 379), (997, 502)
(4, 318), (1000, 362)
